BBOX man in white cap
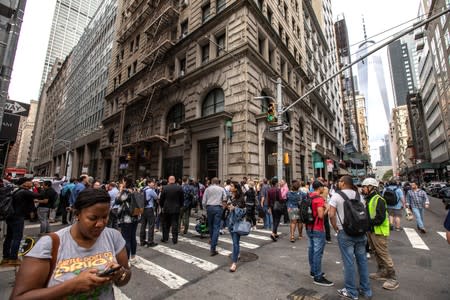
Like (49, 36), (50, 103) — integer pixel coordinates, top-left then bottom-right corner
(361, 177), (399, 291)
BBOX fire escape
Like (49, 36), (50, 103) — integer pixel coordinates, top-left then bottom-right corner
(135, 0), (179, 142)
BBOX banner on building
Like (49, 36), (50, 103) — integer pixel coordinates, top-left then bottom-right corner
(326, 159), (334, 173)
(0, 113), (20, 141)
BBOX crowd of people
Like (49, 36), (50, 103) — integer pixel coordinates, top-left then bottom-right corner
(1, 173), (450, 300)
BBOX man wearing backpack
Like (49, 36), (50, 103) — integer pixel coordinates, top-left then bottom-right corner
(140, 179), (158, 247)
(361, 177), (399, 291)
(1, 178), (43, 266)
(180, 176), (195, 235)
(383, 180), (405, 232)
(329, 175), (372, 300)
(306, 181), (334, 287)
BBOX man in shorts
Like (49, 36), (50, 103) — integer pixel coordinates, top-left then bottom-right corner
(383, 180), (405, 231)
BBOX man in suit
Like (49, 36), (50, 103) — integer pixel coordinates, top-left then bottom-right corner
(159, 175), (184, 244)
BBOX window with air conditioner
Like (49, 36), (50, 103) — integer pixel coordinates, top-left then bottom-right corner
(167, 103), (185, 130)
(180, 20), (188, 39)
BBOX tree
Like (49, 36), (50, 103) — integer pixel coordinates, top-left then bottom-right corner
(382, 169), (393, 182)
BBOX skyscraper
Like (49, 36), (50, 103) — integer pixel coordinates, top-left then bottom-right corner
(357, 18), (391, 124)
(387, 34), (418, 107)
(39, 0), (101, 93)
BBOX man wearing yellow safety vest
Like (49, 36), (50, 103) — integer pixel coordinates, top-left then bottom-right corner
(361, 178), (399, 291)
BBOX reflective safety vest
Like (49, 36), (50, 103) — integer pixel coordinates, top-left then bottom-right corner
(368, 194), (390, 237)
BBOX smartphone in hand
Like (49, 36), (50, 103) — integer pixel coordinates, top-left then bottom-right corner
(97, 266), (121, 277)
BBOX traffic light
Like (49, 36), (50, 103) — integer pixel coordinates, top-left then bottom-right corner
(267, 102), (277, 123)
(283, 152), (289, 165)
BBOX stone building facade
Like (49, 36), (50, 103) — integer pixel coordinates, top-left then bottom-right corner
(101, 0), (344, 182)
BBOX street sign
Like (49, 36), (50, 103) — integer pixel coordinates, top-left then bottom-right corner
(268, 123), (290, 132)
(5, 100), (30, 117)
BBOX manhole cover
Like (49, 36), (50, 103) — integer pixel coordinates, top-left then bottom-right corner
(228, 251), (258, 262)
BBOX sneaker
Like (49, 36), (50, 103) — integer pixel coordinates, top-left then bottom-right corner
(419, 228), (426, 234)
(129, 256), (137, 264)
(358, 288), (373, 300)
(337, 288), (358, 300)
(313, 277), (334, 287)
(146, 242), (158, 247)
(366, 252), (371, 259)
(310, 272), (326, 278)
(219, 230), (224, 235)
(394, 227), (403, 231)
(326, 240), (332, 244)
(382, 279), (399, 290)
(369, 272), (388, 281)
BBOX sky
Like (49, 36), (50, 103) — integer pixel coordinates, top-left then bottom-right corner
(8, 0), (56, 102)
(331, 0), (421, 164)
(9, 0), (421, 164)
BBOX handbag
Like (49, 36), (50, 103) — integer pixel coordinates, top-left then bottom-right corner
(273, 200), (282, 212)
(233, 220), (251, 236)
(405, 207), (413, 221)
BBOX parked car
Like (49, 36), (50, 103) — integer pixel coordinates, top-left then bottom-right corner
(427, 182), (447, 197)
(439, 187), (450, 209)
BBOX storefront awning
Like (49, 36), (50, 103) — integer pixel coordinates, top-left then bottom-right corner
(338, 167), (350, 175)
(348, 158), (363, 165)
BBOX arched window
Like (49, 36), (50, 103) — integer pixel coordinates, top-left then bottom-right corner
(108, 129), (115, 144)
(202, 88), (224, 116)
(166, 103), (185, 125)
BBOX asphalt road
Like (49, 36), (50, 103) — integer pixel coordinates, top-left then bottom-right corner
(1, 196), (449, 300)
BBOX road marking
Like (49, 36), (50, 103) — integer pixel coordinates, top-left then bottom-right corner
(133, 255), (188, 289)
(153, 231), (232, 256)
(187, 230), (259, 249)
(188, 222), (271, 241)
(113, 286), (131, 300)
(253, 228), (282, 234)
(437, 231), (447, 240)
(403, 227), (430, 250)
(151, 244), (218, 271)
(25, 221), (62, 229)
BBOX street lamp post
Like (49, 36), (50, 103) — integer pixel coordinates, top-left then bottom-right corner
(49, 138), (72, 178)
(255, 77), (284, 180)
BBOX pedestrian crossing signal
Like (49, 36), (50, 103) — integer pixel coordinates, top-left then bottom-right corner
(267, 103), (277, 123)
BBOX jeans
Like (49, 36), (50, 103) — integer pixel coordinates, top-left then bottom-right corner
(272, 207), (282, 234)
(37, 207), (50, 234)
(337, 231), (372, 299)
(306, 230), (326, 280)
(2, 217), (25, 260)
(230, 231), (241, 263)
(140, 208), (155, 243)
(120, 221), (138, 258)
(412, 207), (424, 229)
(207, 205), (223, 251)
(179, 206), (191, 234)
(263, 205), (272, 229)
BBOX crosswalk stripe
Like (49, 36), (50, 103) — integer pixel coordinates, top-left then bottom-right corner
(404, 227), (430, 250)
(113, 286), (131, 300)
(188, 222), (272, 241)
(437, 231), (447, 240)
(187, 230), (259, 249)
(253, 228), (282, 234)
(133, 255), (188, 289)
(151, 244), (218, 271)
(154, 231), (232, 256)
(24, 222), (62, 229)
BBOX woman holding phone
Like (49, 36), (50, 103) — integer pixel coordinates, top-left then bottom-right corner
(11, 188), (131, 299)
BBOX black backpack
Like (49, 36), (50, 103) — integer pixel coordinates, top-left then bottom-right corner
(382, 187), (399, 206)
(0, 186), (17, 220)
(336, 190), (369, 236)
(129, 191), (145, 216)
(299, 194), (320, 225)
